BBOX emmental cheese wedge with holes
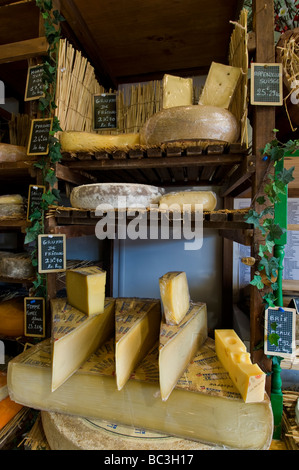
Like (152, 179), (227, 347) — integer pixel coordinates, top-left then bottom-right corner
(66, 266), (106, 316)
(159, 271), (190, 325)
(215, 329), (266, 403)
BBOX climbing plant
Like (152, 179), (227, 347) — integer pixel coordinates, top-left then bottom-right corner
(25, 0), (64, 297)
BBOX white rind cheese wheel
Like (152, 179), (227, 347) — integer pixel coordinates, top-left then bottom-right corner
(41, 411), (214, 450)
(70, 183), (165, 210)
(159, 190), (217, 212)
(60, 131), (140, 153)
(140, 105), (240, 146)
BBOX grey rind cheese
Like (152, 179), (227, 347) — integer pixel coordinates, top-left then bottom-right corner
(70, 183), (165, 210)
(0, 252), (34, 279)
(140, 105), (240, 146)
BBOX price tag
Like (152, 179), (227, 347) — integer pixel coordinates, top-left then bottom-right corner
(251, 63), (283, 106)
(38, 234), (66, 273)
(27, 184), (46, 221)
(24, 297), (45, 338)
(264, 306), (296, 358)
(27, 118), (53, 156)
(24, 64), (45, 101)
(93, 93), (117, 130)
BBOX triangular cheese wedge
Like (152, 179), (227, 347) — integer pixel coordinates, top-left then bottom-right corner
(159, 302), (207, 401)
(66, 266), (106, 316)
(115, 298), (161, 390)
(51, 297), (115, 391)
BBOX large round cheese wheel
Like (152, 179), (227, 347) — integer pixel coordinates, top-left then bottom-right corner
(0, 298), (24, 336)
(60, 131), (140, 153)
(159, 190), (217, 211)
(140, 105), (240, 146)
(0, 144), (28, 163)
(70, 183), (165, 210)
(41, 411), (214, 450)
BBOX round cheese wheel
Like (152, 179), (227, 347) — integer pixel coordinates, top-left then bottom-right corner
(0, 144), (28, 163)
(70, 183), (165, 210)
(0, 298), (24, 336)
(140, 105), (240, 146)
(159, 190), (217, 211)
(0, 253), (34, 279)
(41, 411), (214, 450)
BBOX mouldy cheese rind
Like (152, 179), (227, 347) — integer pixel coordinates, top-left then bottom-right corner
(70, 182), (165, 210)
(159, 271), (190, 325)
(0, 253), (34, 280)
(140, 105), (240, 146)
(66, 266), (106, 316)
(159, 190), (217, 212)
(59, 131), (140, 153)
(7, 337), (274, 450)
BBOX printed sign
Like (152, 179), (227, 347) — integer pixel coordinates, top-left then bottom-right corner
(25, 64), (45, 101)
(38, 234), (66, 273)
(251, 63), (283, 106)
(27, 118), (53, 156)
(24, 297), (45, 338)
(264, 306), (296, 358)
(93, 93), (117, 130)
(27, 185), (46, 221)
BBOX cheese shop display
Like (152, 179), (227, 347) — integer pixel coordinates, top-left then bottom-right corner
(0, 298), (25, 337)
(215, 329), (266, 403)
(159, 271), (190, 325)
(7, 337), (273, 449)
(70, 182), (165, 210)
(140, 105), (240, 146)
(198, 62), (242, 109)
(162, 74), (193, 109)
(60, 131), (140, 153)
(66, 266), (106, 316)
(115, 298), (161, 390)
(0, 252), (35, 280)
(159, 302), (207, 401)
(159, 190), (217, 212)
(51, 298), (115, 392)
(0, 194), (24, 219)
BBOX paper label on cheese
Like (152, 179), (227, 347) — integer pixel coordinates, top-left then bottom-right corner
(115, 298), (160, 343)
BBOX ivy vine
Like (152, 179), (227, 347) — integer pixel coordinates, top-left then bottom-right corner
(25, 0), (64, 297)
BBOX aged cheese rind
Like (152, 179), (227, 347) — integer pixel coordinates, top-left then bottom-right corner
(215, 329), (266, 403)
(60, 131), (140, 153)
(162, 74), (193, 109)
(159, 190), (217, 212)
(0, 253), (34, 279)
(159, 302), (207, 400)
(198, 62), (242, 109)
(115, 298), (161, 390)
(66, 266), (106, 316)
(140, 105), (240, 146)
(51, 298), (115, 391)
(0, 144), (28, 162)
(159, 271), (190, 325)
(7, 337), (273, 449)
(70, 182), (165, 210)
(0, 194), (23, 205)
(0, 298), (24, 337)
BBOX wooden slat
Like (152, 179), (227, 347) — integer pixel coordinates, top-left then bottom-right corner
(0, 37), (48, 64)
(220, 155), (256, 197)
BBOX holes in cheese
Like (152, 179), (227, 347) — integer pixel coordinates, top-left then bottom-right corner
(162, 74), (193, 109)
(66, 266), (106, 316)
(159, 271), (190, 325)
(159, 302), (207, 401)
(115, 298), (161, 391)
(215, 329), (266, 403)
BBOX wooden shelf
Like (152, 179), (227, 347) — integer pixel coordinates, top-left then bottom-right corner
(0, 218), (30, 232)
(0, 161), (37, 181)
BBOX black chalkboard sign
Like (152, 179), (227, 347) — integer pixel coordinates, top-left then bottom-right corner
(264, 306), (296, 358)
(24, 297), (45, 338)
(288, 298), (299, 314)
(27, 118), (53, 156)
(24, 65), (45, 101)
(93, 93), (117, 130)
(27, 184), (46, 221)
(38, 234), (66, 273)
(251, 63), (283, 106)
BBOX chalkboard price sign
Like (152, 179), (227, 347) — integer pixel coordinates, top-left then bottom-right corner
(27, 184), (46, 221)
(24, 297), (45, 338)
(264, 306), (296, 358)
(27, 118), (53, 156)
(24, 64), (45, 101)
(38, 234), (66, 273)
(251, 63), (283, 106)
(93, 93), (117, 130)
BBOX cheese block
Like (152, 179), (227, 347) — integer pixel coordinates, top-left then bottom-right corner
(70, 182), (165, 210)
(7, 337), (273, 449)
(159, 302), (207, 401)
(0, 253), (34, 280)
(0, 143), (28, 163)
(0, 372), (8, 401)
(215, 329), (266, 403)
(115, 298), (161, 390)
(140, 105), (240, 146)
(0, 194), (23, 205)
(159, 190), (217, 212)
(0, 298), (24, 337)
(162, 74), (193, 109)
(198, 62), (242, 109)
(60, 131), (140, 153)
(51, 297), (115, 391)
(66, 266), (106, 316)
(159, 271), (190, 325)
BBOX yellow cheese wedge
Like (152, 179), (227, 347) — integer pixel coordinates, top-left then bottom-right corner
(51, 297), (115, 391)
(115, 298), (161, 390)
(159, 190), (217, 212)
(66, 266), (106, 316)
(214, 329), (266, 403)
(159, 302), (207, 401)
(60, 131), (140, 153)
(159, 271), (190, 325)
(198, 62), (242, 109)
(162, 74), (193, 109)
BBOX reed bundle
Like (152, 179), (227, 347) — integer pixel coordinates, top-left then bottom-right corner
(8, 113), (31, 147)
(282, 390), (299, 450)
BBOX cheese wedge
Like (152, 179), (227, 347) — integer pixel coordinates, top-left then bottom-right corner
(159, 271), (190, 325)
(51, 297), (115, 391)
(162, 74), (193, 109)
(198, 62), (242, 109)
(159, 190), (217, 212)
(66, 266), (106, 316)
(60, 131), (140, 153)
(215, 329), (266, 403)
(115, 298), (161, 390)
(159, 302), (207, 401)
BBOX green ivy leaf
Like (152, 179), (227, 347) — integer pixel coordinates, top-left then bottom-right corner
(268, 332), (280, 346)
(257, 196), (266, 205)
(250, 275), (264, 290)
(276, 166), (295, 185)
(263, 292), (277, 307)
